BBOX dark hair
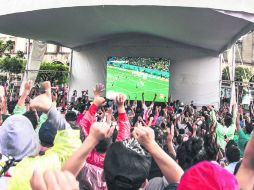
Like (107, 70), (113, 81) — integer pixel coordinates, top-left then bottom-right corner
(78, 104), (86, 113)
(225, 140), (238, 150)
(219, 147), (225, 158)
(148, 114), (154, 119)
(23, 110), (38, 129)
(226, 145), (240, 163)
(65, 111), (77, 122)
(245, 123), (253, 134)
(234, 160), (242, 175)
(151, 126), (167, 148)
(179, 129), (185, 135)
(203, 133), (219, 161)
(202, 106), (208, 112)
(176, 134), (183, 145)
(7, 101), (17, 114)
(224, 113), (233, 127)
(176, 137), (208, 170)
(148, 126), (167, 179)
(159, 110), (164, 117)
(95, 138), (113, 154)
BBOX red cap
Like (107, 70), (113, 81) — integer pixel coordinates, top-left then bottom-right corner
(178, 161), (239, 190)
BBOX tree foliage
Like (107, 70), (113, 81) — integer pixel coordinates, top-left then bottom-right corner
(222, 66), (252, 81)
(16, 50), (25, 58)
(36, 62), (69, 85)
(0, 40), (15, 57)
(108, 56), (170, 71)
(0, 57), (26, 74)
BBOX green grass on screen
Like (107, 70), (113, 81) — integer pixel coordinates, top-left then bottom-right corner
(106, 66), (169, 102)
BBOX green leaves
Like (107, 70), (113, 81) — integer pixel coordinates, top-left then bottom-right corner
(0, 40), (15, 57)
(0, 39), (69, 85)
(222, 66), (252, 81)
(35, 62), (69, 85)
(0, 57), (26, 74)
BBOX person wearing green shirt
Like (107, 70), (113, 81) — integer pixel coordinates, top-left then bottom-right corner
(13, 80), (48, 132)
(236, 111), (253, 157)
(210, 104), (237, 150)
(13, 80), (32, 116)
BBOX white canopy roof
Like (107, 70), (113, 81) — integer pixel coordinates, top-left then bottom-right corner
(0, 0), (253, 52)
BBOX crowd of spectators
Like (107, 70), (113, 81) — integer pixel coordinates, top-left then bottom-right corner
(126, 61), (169, 72)
(109, 57), (169, 72)
(0, 81), (253, 190)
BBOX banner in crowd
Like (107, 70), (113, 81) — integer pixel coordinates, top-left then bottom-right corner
(20, 40), (47, 95)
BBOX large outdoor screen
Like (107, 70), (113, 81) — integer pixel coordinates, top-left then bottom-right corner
(106, 56), (170, 102)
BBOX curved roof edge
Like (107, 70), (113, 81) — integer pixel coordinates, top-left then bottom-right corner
(0, 0), (254, 16)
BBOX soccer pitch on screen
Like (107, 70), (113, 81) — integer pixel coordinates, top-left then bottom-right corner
(106, 57), (170, 102)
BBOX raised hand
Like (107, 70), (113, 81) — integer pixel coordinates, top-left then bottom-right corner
(89, 122), (114, 143)
(18, 80), (33, 107)
(24, 80), (32, 92)
(30, 170), (79, 190)
(106, 107), (113, 124)
(115, 94), (126, 113)
(41, 81), (51, 96)
(93, 97), (106, 107)
(238, 105), (243, 115)
(132, 126), (155, 149)
(208, 105), (214, 111)
(106, 107), (113, 115)
(166, 124), (175, 143)
(93, 83), (104, 97)
(192, 124), (198, 131)
(30, 93), (52, 113)
(115, 94), (126, 107)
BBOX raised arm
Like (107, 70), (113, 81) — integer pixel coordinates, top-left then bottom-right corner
(236, 110), (241, 133)
(13, 80), (32, 115)
(30, 81), (70, 130)
(127, 95), (131, 107)
(141, 92), (145, 108)
(134, 116), (147, 127)
(18, 80), (32, 107)
(116, 94), (131, 141)
(152, 93), (157, 104)
(79, 84), (105, 136)
(166, 124), (176, 158)
(106, 107), (113, 125)
(133, 126), (184, 183)
(231, 104), (237, 126)
(152, 106), (160, 125)
(30, 91), (70, 130)
(209, 106), (218, 126)
(192, 123), (198, 137)
(62, 122), (113, 176)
